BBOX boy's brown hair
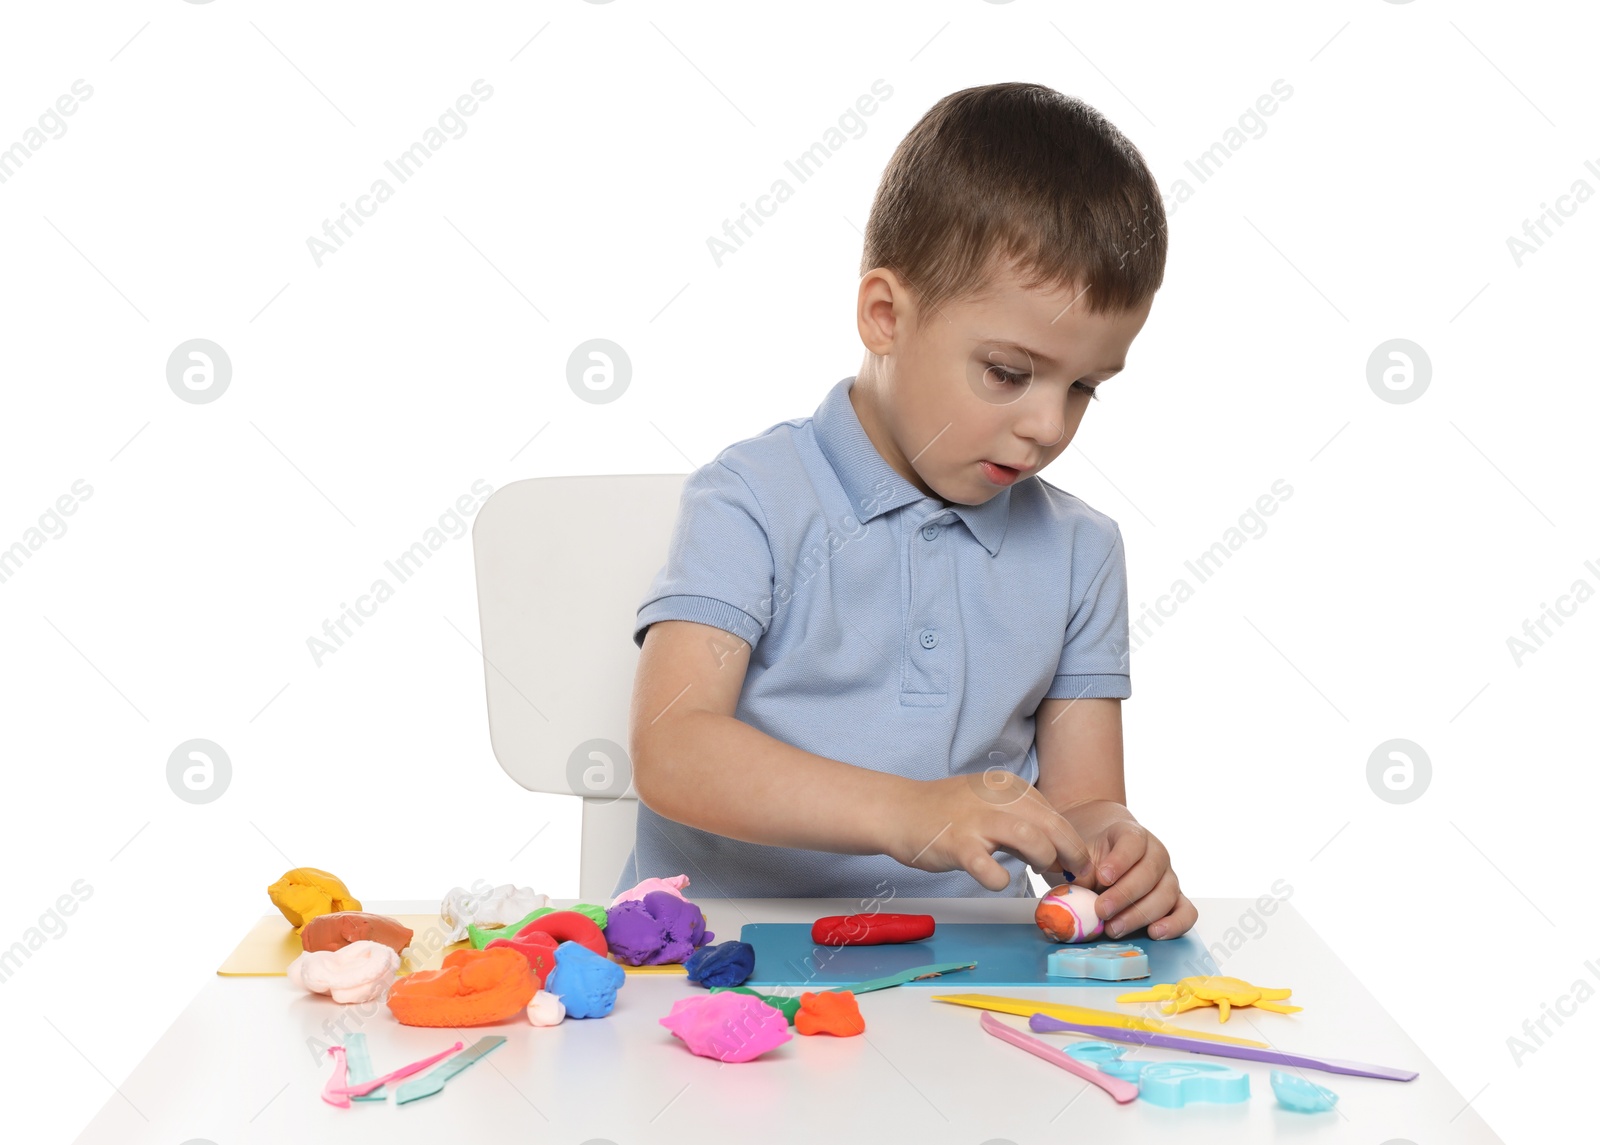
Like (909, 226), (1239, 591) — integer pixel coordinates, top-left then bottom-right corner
(861, 82), (1166, 325)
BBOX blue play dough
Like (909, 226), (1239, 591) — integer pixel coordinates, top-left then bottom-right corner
(1270, 1069), (1339, 1112)
(544, 940), (626, 1018)
(684, 940), (756, 988)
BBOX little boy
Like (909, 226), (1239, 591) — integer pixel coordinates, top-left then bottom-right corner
(614, 82), (1195, 942)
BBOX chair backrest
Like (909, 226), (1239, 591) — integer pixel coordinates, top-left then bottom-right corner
(471, 473), (687, 903)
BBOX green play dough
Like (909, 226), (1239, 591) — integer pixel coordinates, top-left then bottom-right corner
(466, 903), (609, 949)
(709, 985), (802, 1025)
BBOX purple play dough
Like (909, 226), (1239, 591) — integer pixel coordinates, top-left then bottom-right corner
(605, 890), (715, 966)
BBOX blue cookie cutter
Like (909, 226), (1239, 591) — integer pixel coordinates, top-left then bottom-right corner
(1270, 1069), (1339, 1112)
(1096, 1060), (1251, 1107)
(1046, 942), (1151, 981)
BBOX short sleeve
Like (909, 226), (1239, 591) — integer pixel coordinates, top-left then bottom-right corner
(632, 461), (776, 651)
(1043, 523), (1132, 700)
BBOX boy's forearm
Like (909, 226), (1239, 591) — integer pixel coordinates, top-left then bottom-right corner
(634, 709), (913, 858)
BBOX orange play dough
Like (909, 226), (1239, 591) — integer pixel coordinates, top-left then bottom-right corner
(386, 947), (535, 1027)
(795, 990), (865, 1037)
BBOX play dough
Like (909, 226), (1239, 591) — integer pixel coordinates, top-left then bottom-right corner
(709, 985), (802, 1024)
(526, 990), (566, 1026)
(659, 993), (792, 1062)
(811, 913), (935, 946)
(605, 890), (714, 966)
(288, 940), (399, 1004)
(609, 874), (691, 906)
(440, 884), (550, 943)
(386, 947), (536, 1027)
(684, 941), (755, 988)
(1117, 975), (1302, 1023)
(300, 911), (414, 956)
(268, 868), (361, 929)
(795, 990), (865, 1036)
(467, 902), (608, 949)
(544, 940), (626, 1018)
(1034, 883), (1104, 943)
(487, 928), (560, 985)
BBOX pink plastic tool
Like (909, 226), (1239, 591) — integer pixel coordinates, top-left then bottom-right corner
(323, 1041), (464, 1104)
(979, 1012), (1139, 1103)
(321, 1045), (353, 1109)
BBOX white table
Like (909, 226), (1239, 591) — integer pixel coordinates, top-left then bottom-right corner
(72, 897), (1502, 1144)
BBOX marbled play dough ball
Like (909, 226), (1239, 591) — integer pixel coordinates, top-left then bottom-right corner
(1035, 883), (1104, 943)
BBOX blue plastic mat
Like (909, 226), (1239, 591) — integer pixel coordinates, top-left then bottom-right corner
(738, 922), (1217, 989)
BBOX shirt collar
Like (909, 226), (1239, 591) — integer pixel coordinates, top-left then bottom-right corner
(812, 376), (1011, 557)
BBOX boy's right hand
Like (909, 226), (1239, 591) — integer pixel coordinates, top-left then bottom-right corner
(888, 772), (1097, 892)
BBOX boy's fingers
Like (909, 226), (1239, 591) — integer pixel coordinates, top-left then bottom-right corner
(1095, 845), (1164, 922)
(1095, 820), (1149, 891)
(1105, 869), (1180, 939)
(965, 850), (1015, 892)
(990, 818), (1066, 882)
(1146, 891), (1198, 940)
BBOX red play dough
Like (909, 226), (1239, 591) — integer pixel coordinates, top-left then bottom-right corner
(508, 910), (609, 959)
(811, 913), (935, 946)
(486, 929), (559, 987)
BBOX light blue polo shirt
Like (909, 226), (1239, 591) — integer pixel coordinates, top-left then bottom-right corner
(613, 376), (1131, 900)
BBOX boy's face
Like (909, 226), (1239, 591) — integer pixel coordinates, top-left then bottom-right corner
(854, 260), (1153, 506)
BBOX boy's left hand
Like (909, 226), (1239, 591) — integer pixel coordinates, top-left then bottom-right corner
(1052, 800), (1197, 940)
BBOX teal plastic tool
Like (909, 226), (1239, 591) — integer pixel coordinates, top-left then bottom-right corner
(343, 1033), (385, 1103)
(846, 960), (977, 994)
(395, 1036), (506, 1105)
(739, 922), (1213, 988)
(1271, 1069), (1340, 1112)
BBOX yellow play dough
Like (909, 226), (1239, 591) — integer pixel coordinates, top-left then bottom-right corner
(1117, 975), (1302, 1023)
(267, 867), (361, 929)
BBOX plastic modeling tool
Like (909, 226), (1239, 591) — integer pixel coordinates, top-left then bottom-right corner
(847, 961), (977, 995)
(1113, 1061), (1251, 1108)
(1027, 1015), (1419, 1082)
(1271, 1069), (1340, 1111)
(932, 993), (1270, 1048)
(326, 1041), (464, 1100)
(1047, 943), (1150, 980)
(395, 1036), (506, 1105)
(979, 1013), (1138, 1103)
(343, 1033), (385, 1103)
(322, 1045), (353, 1109)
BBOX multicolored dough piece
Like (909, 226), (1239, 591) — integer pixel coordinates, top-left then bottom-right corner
(1046, 942), (1149, 980)
(1034, 883), (1104, 943)
(811, 913), (935, 946)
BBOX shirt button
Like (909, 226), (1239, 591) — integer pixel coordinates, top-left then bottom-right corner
(919, 628), (938, 649)
(921, 524), (940, 541)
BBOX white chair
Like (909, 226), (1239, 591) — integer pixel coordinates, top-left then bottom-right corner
(471, 473), (687, 903)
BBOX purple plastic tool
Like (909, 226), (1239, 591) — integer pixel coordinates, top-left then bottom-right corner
(1027, 1015), (1418, 1082)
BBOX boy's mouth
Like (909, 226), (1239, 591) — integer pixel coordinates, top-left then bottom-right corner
(979, 460), (1023, 485)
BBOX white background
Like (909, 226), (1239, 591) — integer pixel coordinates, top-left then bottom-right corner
(1, 2), (1594, 1142)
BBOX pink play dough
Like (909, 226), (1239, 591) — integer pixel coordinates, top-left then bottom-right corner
(658, 993), (792, 1062)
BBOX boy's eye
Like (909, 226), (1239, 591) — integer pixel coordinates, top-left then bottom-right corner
(985, 366), (1028, 388)
(982, 368), (1101, 400)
